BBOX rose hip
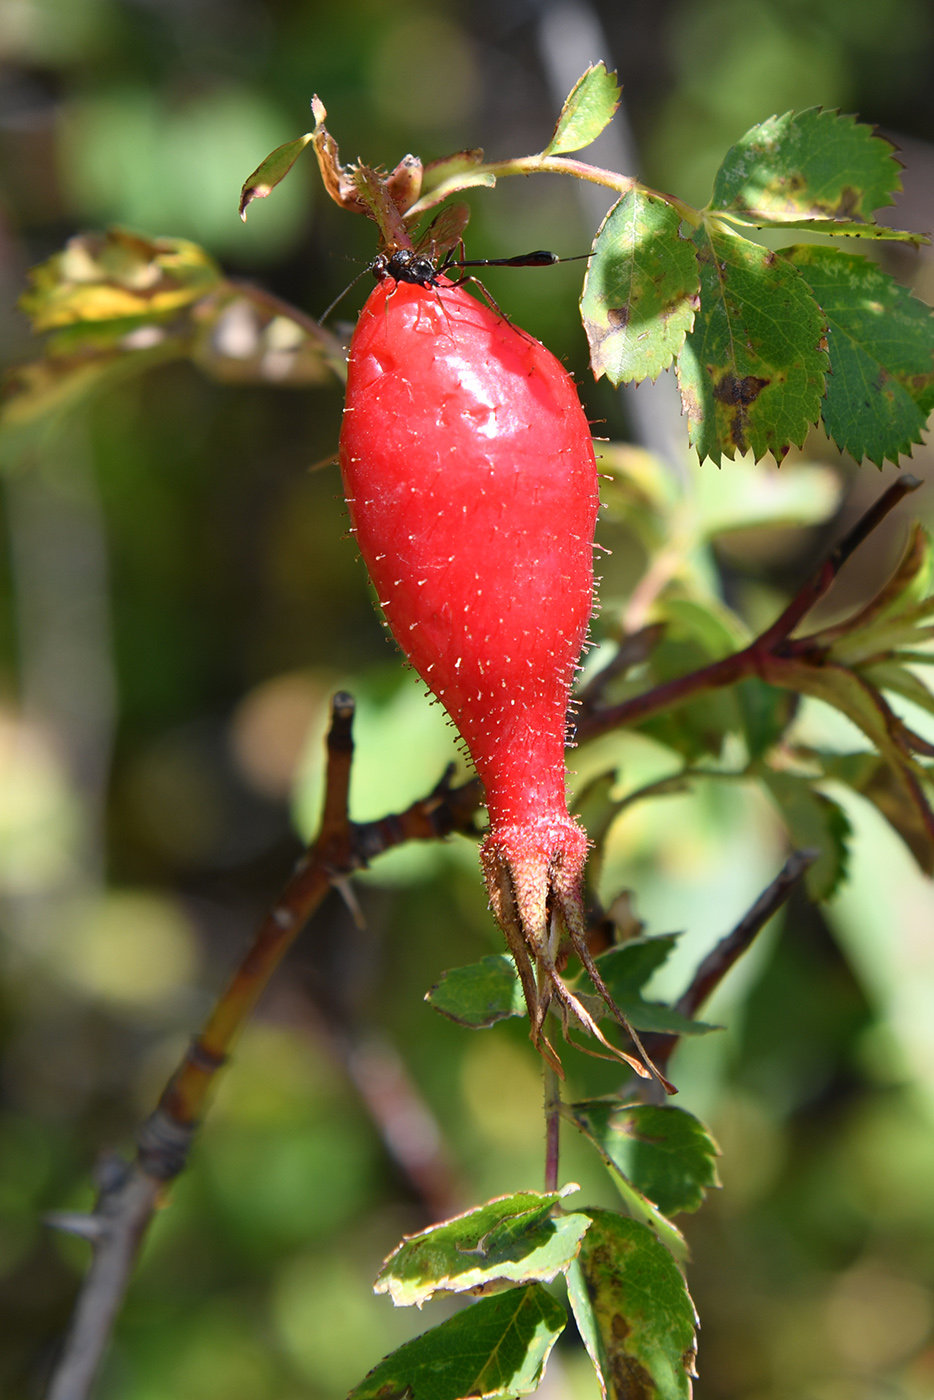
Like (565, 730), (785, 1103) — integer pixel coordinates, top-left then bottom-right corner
(339, 273), (662, 1082)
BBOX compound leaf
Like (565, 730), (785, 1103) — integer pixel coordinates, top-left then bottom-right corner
(544, 63), (620, 157)
(709, 108), (902, 224)
(567, 1212), (697, 1400)
(785, 245), (934, 466)
(676, 224), (827, 464)
(581, 190), (700, 384)
(375, 1190), (589, 1307)
(350, 1284), (567, 1400)
(568, 1103), (720, 1217)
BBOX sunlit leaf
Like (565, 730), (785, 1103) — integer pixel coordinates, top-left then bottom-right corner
(785, 245), (934, 467)
(375, 1190), (589, 1306)
(709, 108), (902, 223)
(581, 190), (700, 384)
(718, 215), (924, 244)
(568, 1103), (720, 1216)
(567, 1213), (697, 1400)
(19, 229), (222, 332)
(676, 224), (827, 464)
(349, 1284), (566, 1400)
(239, 133), (313, 220)
(583, 940), (718, 1036)
(426, 954), (526, 1027)
(420, 149), (486, 195)
(543, 63), (621, 157)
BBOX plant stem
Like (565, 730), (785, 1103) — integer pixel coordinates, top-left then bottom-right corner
(544, 1063), (562, 1192)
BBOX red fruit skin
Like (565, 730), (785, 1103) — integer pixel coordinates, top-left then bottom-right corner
(339, 278), (598, 947)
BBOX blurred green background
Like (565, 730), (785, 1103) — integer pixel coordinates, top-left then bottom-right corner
(1, 1), (934, 1398)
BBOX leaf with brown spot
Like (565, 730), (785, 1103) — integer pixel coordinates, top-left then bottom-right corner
(567, 1212), (697, 1400)
(709, 109), (903, 227)
(675, 224), (827, 464)
(581, 190), (700, 384)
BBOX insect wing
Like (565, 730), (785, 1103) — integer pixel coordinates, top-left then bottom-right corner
(412, 203), (471, 266)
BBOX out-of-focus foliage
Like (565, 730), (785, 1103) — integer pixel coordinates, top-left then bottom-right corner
(1, 2), (934, 1399)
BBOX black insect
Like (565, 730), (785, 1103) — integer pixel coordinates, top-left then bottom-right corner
(318, 201), (587, 324)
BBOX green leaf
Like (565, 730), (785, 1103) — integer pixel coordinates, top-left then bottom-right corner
(567, 1212), (698, 1400)
(349, 1284), (567, 1400)
(736, 679), (798, 761)
(759, 770), (851, 900)
(718, 214), (924, 244)
(722, 212), (924, 243)
(580, 190), (700, 384)
(709, 109), (902, 224)
(19, 229), (222, 332)
(239, 132), (313, 220)
(815, 750), (934, 876)
(568, 1103), (720, 1217)
(375, 1190), (590, 1307)
(426, 955), (526, 1028)
(420, 149), (486, 195)
(676, 224), (827, 464)
(566, 1123), (688, 1261)
(694, 458), (843, 538)
(785, 245), (934, 466)
(582, 939), (716, 1036)
(543, 63), (620, 157)
(582, 950), (717, 1034)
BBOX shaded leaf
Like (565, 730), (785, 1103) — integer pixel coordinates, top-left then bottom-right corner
(759, 770), (850, 900)
(695, 459), (843, 538)
(544, 63), (621, 157)
(567, 1212), (697, 1400)
(581, 191), (700, 384)
(0, 336), (186, 459)
(676, 225), (827, 464)
(817, 750), (934, 875)
(735, 679), (797, 761)
(375, 1190), (589, 1306)
(190, 285), (345, 386)
(786, 245), (934, 467)
(349, 1284), (566, 1400)
(19, 229), (222, 332)
(239, 132), (314, 220)
(709, 109), (902, 224)
(426, 954), (526, 1028)
(568, 1103), (720, 1217)
(579, 941), (719, 1037)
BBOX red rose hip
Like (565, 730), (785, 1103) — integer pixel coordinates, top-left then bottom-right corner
(340, 273), (661, 1080)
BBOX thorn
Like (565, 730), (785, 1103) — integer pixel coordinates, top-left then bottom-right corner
(45, 1211), (107, 1243)
(333, 875), (366, 929)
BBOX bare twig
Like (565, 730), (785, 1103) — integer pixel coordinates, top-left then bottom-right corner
(638, 849), (818, 1099)
(543, 1063), (562, 1193)
(44, 692), (482, 1400)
